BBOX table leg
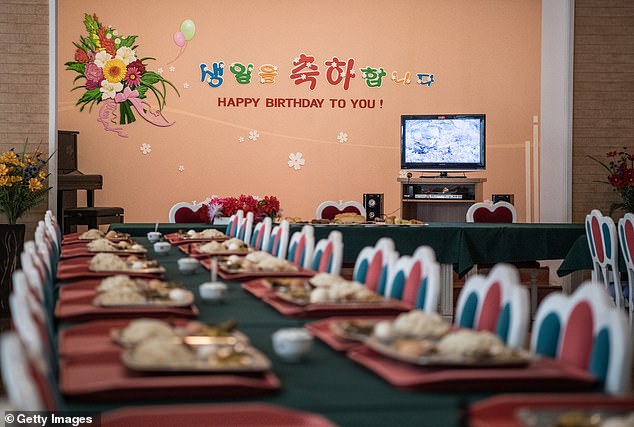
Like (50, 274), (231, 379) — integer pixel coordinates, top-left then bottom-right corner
(440, 263), (454, 322)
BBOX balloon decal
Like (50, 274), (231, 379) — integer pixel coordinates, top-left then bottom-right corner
(169, 19), (195, 64)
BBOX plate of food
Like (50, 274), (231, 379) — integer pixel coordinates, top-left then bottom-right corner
(218, 252), (299, 274)
(329, 319), (379, 342)
(165, 229), (229, 244)
(92, 275), (193, 307)
(188, 238), (250, 257)
(516, 408), (634, 427)
(78, 229), (131, 241)
(87, 238), (147, 254)
(274, 278), (385, 307)
(88, 253), (165, 274)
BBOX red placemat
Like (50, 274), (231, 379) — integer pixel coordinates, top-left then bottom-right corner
(164, 232), (228, 245)
(305, 316), (396, 352)
(201, 258), (316, 281)
(55, 293), (198, 323)
(260, 294), (411, 319)
(178, 243), (250, 259)
(59, 353), (280, 401)
(241, 280), (272, 298)
(60, 246), (146, 260)
(469, 394), (634, 427)
(56, 263), (164, 281)
(101, 403), (338, 427)
(347, 346), (598, 392)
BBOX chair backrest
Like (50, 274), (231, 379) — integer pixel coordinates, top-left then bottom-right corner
(585, 209), (623, 308)
(466, 201), (517, 223)
(618, 213), (634, 324)
(315, 200), (366, 220)
(287, 225), (315, 269)
(43, 211), (60, 255)
(454, 263), (529, 349)
(311, 230), (344, 275)
(267, 220), (290, 259)
(352, 237), (398, 294)
(384, 246), (441, 313)
(1, 332), (46, 410)
(225, 210), (244, 238)
(236, 211), (254, 244)
(250, 217), (273, 251)
(530, 281), (631, 395)
(168, 201), (206, 223)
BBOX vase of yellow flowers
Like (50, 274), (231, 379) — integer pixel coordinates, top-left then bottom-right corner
(0, 141), (51, 316)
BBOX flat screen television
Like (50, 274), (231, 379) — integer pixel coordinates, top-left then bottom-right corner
(400, 114), (485, 175)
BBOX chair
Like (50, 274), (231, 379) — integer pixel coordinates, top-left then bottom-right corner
(454, 263), (529, 349)
(618, 212), (634, 324)
(266, 220), (290, 259)
(352, 237), (399, 294)
(168, 201), (206, 223)
(466, 201), (516, 223)
(315, 200), (366, 220)
(287, 225), (315, 269)
(311, 230), (344, 275)
(530, 281), (631, 395)
(466, 200), (540, 316)
(384, 246), (440, 313)
(225, 210), (244, 238)
(250, 217), (273, 251)
(236, 211), (254, 245)
(585, 209), (625, 308)
(63, 207), (124, 234)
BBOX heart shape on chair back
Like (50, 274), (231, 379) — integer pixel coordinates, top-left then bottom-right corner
(321, 205), (362, 220)
(174, 206), (204, 223)
(472, 206), (514, 223)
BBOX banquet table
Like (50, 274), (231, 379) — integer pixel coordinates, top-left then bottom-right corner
(110, 222), (586, 319)
(51, 231), (600, 427)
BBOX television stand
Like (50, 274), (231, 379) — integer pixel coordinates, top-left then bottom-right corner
(398, 176), (486, 222)
(420, 172), (468, 179)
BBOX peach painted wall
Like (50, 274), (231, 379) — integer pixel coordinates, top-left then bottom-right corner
(57, 0), (541, 223)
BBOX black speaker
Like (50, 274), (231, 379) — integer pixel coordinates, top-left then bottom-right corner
(492, 194), (514, 204)
(363, 193), (384, 221)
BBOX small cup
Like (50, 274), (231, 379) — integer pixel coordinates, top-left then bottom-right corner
(199, 281), (227, 302)
(177, 257), (200, 275)
(147, 231), (162, 243)
(272, 328), (313, 362)
(153, 241), (171, 255)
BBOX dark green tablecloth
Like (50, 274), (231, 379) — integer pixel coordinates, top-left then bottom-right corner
(110, 222), (586, 277)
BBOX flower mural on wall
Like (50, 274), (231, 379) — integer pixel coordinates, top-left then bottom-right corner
(65, 13), (179, 138)
(248, 130), (260, 142)
(140, 143), (152, 155)
(288, 152), (305, 170)
(337, 131), (348, 144)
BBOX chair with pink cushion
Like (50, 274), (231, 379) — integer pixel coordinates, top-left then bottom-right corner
(586, 209), (625, 308)
(287, 225), (315, 269)
(225, 210), (244, 238)
(530, 281), (631, 394)
(454, 263), (529, 349)
(352, 237), (398, 295)
(236, 211), (254, 245)
(311, 230), (344, 275)
(315, 200), (366, 220)
(618, 212), (634, 325)
(250, 217), (273, 251)
(168, 201), (207, 223)
(266, 220), (290, 259)
(384, 246), (440, 313)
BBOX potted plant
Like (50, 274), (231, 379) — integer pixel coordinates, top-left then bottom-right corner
(0, 140), (51, 316)
(589, 148), (634, 215)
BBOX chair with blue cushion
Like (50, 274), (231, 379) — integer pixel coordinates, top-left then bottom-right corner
(530, 281), (631, 395)
(311, 230), (343, 275)
(266, 220), (290, 259)
(225, 210), (244, 238)
(384, 246), (440, 313)
(618, 212), (634, 325)
(454, 263), (529, 349)
(585, 209), (626, 308)
(287, 225), (315, 269)
(250, 217), (272, 251)
(352, 237), (398, 295)
(236, 211), (254, 245)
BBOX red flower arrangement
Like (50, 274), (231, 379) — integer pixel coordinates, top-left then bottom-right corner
(589, 148), (634, 213)
(198, 195), (281, 223)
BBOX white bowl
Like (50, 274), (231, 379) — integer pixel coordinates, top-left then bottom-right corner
(272, 328), (313, 362)
(177, 257), (200, 274)
(147, 231), (162, 243)
(199, 281), (227, 302)
(153, 241), (171, 255)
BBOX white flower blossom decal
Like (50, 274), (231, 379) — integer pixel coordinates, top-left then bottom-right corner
(140, 143), (152, 155)
(288, 152), (305, 170)
(238, 136), (245, 143)
(248, 130), (260, 142)
(178, 165), (185, 172)
(169, 66), (176, 72)
(157, 67), (164, 74)
(337, 131), (348, 144)
(183, 82), (190, 89)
